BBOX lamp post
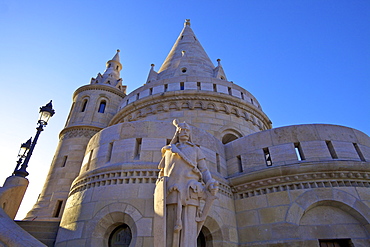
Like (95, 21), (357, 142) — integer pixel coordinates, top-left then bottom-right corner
(14, 101), (55, 178)
(13, 138), (32, 174)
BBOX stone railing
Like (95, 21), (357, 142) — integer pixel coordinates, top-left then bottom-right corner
(119, 78), (261, 110)
(226, 124), (370, 176)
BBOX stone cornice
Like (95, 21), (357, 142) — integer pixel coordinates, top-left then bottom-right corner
(73, 84), (126, 98)
(229, 160), (370, 199)
(110, 90), (272, 129)
(59, 126), (102, 140)
(69, 164), (233, 198)
(233, 172), (370, 200)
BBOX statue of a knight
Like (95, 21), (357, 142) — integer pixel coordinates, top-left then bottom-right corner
(155, 119), (219, 247)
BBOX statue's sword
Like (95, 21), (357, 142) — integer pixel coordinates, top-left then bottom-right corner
(196, 190), (218, 235)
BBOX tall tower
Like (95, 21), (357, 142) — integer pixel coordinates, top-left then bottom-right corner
(25, 50), (126, 221)
(54, 20), (272, 246)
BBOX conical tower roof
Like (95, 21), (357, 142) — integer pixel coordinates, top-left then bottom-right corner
(157, 19), (215, 79)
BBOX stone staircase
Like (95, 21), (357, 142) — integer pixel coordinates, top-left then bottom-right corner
(15, 221), (59, 247)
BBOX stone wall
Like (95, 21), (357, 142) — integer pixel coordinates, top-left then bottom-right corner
(227, 124), (370, 246)
(110, 78), (272, 143)
(56, 122), (238, 246)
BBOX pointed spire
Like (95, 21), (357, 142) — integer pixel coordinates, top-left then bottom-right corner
(157, 19), (216, 79)
(146, 64), (158, 83)
(110, 49), (121, 63)
(106, 49), (122, 70)
(90, 50), (125, 93)
(213, 58), (227, 80)
(101, 49), (122, 83)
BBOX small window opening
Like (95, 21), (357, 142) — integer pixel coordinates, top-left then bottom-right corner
(180, 82), (185, 90)
(319, 239), (354, 247)
(116, 65), (119, 70)
(108, 63), (111, 68)
(353, 143), (366, 161)
(263, 148), (272, 166)
(107, 142), (114, 162)
(251, 98), (254, 104)
(326, 141), (338, 159)
(134, 138), (142, 160)
(222, 133), (238, 144)
(2, 202), (6, 210)
(98, 101), (106, 113)
(228, 87), (232, 95)
(241, 92), (244, 100)
(181, 68), (187, 73)
(216, 153), (221, 173)
(164, 84), (168, 92)
(53, 200), (63, 218)
(194, 36), (197, 41)
(294, 143), (305, 161)
(197, 82), (201, 90)
(109, 224), (132, 247)
(213, 84), (217, 92)
(107, 80), (111, 84)
(180, 35), (184, 40)
(81, 100), (88, 112)
(220, 76), (225, 80)
(136, 93), (139, 100)
(61, 155), (68, 167)
(126, 99), (129, 105)
(237, 155), (243, 173)
(149, 88), (153, 95)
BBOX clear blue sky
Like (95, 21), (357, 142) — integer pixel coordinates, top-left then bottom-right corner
(0, 0), (369, 219)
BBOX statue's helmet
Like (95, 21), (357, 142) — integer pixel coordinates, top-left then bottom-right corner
(171, 119), (192, 143)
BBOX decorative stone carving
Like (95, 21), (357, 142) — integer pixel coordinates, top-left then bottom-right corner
(60, 128), (100, 140)
(154, 119), (219, 247)
(109, 93), (272, 130)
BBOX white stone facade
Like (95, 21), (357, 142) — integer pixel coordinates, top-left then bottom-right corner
(13, 20), (370, 247)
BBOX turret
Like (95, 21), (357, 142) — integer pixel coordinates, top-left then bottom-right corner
(110, 19), (272, 142)
(25, 51), (126, 221)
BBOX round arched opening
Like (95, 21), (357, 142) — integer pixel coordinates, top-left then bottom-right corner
(108, 224), (132, 247)
(222, 133), (238, 144)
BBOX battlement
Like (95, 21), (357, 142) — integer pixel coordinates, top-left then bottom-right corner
(226, 124), (370, 176)
(120, 77), (261, 110)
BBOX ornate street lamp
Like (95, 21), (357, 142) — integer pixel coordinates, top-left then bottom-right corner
(13, 138), (32, 174)
(14, 101), (55, 177)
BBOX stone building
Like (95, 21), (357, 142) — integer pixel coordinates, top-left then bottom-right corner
(1, 20), (370, 247)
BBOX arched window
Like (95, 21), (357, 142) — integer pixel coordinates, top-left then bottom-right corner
(222, 133), (238, 144)
(81, 99), (88, 112)
(109, 224), (132, 247)
(221, 129), (243, 144)
(98, 101), (106, 113)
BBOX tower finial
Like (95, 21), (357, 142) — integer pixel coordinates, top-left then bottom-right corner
(185, 19), (191, 27)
